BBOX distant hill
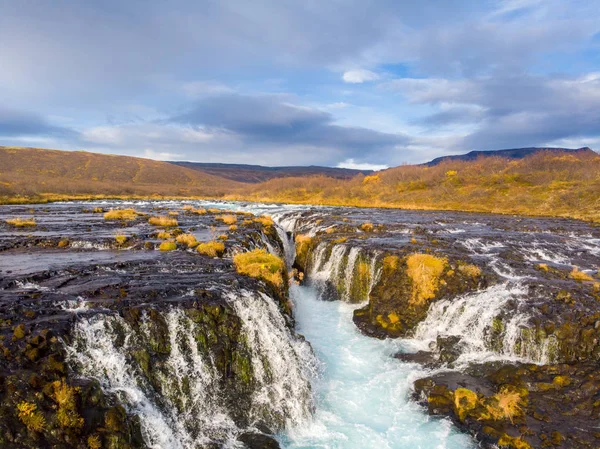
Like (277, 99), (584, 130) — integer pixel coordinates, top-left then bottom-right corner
(0, 146), (242, 200)
(425, 147), (596, 166)
(1, 145), (598, 222)
(170, 161), (372, 183)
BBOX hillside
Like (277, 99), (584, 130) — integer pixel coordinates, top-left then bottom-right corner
(0, 146), (242, 202)
(226, 149), (600, 221)
(426, 146), (595, 166)
(1, 145), (599, 222)
(171, 161), (372, 183)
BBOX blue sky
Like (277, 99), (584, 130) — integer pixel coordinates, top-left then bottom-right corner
(1, 0), (599, 168)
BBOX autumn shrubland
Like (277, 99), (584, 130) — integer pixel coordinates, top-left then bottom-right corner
(1, 145), (599, 221)
(229, 149), (600, 222)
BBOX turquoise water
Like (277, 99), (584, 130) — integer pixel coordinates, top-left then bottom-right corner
(280, 284), (474, 449)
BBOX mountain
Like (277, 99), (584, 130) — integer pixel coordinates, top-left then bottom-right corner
(0, 146), (241, 200)
(425, 147), (596, 166)
(170, 161), (372, 183)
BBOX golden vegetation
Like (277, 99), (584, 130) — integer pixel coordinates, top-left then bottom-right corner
(17, 401), (46, 432)
(196, 241), (225, 257)
(229, 224), (238, 231)
(233, 249), (285, 287)
(114, 234), (127, 245)
(191, 208), (207, 215)
(454, 388), (478, 421)
(360, 222), (374, 232)
(148, 216), (178, 227)
(156, 231), (172, 239)
(0, 146), (242, 200)
(570, 267), (594, 282)
(254, 215), (274, 227)
(104, 209), (138, 220)
(159, 241), (177, 251)
(6, 217), (36, 227)
(88, 434), (102, 449)
(175, 233), (198, 247)
(295, 234), (313, 263)
(483, 386), (526, 424)
(406, 254), (447, 305)
(383, 255), (400, 271)
(217, 214), (237, 225)
(2, 147), (599, 222)
(458, 263), (481, 278)
(52, 379), (84, 429)
(227, 150), (600, 222)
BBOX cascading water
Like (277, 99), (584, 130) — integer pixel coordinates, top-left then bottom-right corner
(262, 216), (473, 449)
(66, 288), (316, 448)
(229, 290), (317, 430)
(412, 283), (557, 365)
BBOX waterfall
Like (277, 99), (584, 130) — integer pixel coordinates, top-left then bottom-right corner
(66, 289), (318, 448)
(66, 316), (191, 449)
(412, 283), (557, 365)
(229, 290), (317, 430)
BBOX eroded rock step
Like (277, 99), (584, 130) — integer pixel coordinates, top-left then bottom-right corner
(0, 201), (312, 449)
(281, 207), (599, 449)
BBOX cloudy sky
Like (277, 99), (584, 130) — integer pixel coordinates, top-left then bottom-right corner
(1, 0), (599, 168)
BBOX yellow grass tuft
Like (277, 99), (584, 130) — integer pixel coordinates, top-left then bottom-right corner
(17, 401), (46, 432)
(233, 249), (285, 287)
(484, 386), (525, 424)
(115, 234), (127, 245)
(229, 224), (238, 231)
(88, 434), (102, 449)
(458, 263), (481, 278)
(148, 216), (178, 227)
(254, 215), (274, 227)
(52, 379), (84, 429)
(103, 209), (138, 220)
(218, 234), (228, 240)
(454, 388), (478, 421)
(168, 211), (179, 216)
(159, 241), (177, 251)
(383, 255), (400, 271)
(92, 207), (104, 213)
(362, 174), (381, 185)
(182, 205), (194, 211)
(156, 231), (172, 239)
(217, 214), (237, 225)
(196, 241), (225, 257)
(175, 233), (197, 247)
(6, 217), (36, 227)
(191, 208), (207, 215)
(538, 263), (549, 272)
(406, 253), (447, 305)
(570, 267), (594, 282)
(360, 222), (374, 232)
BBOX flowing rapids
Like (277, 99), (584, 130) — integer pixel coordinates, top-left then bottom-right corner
(278, 284), (474, 449)
(65, 289), (316, 449)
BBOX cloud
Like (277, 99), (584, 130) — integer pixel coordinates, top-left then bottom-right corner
(170, 93), (408, 158)
(0, 108), (75, 138)
(342, 69), (380, 84)
(385, 72), (600, 150)
(336, 159), (388, 170)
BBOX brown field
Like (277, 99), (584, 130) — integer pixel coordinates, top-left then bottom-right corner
(1, 145), (599, 222)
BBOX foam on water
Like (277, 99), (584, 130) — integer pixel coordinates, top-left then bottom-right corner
(279, 284), (474, 449)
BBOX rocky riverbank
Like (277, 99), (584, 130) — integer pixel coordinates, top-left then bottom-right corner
(0, 202), (311, 449)
(280, 207), (600, 448)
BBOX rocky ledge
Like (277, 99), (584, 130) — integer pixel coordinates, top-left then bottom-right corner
(0, 202), (304, 449)
(284, 207), (600, 449)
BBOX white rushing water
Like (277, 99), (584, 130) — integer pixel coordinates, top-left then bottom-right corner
(279, 284), (474, 449)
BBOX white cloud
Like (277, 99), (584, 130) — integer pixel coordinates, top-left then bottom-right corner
(142, 149), (184, 161)
(336, 158), (388, 170)
(342, 69), (380, 84)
